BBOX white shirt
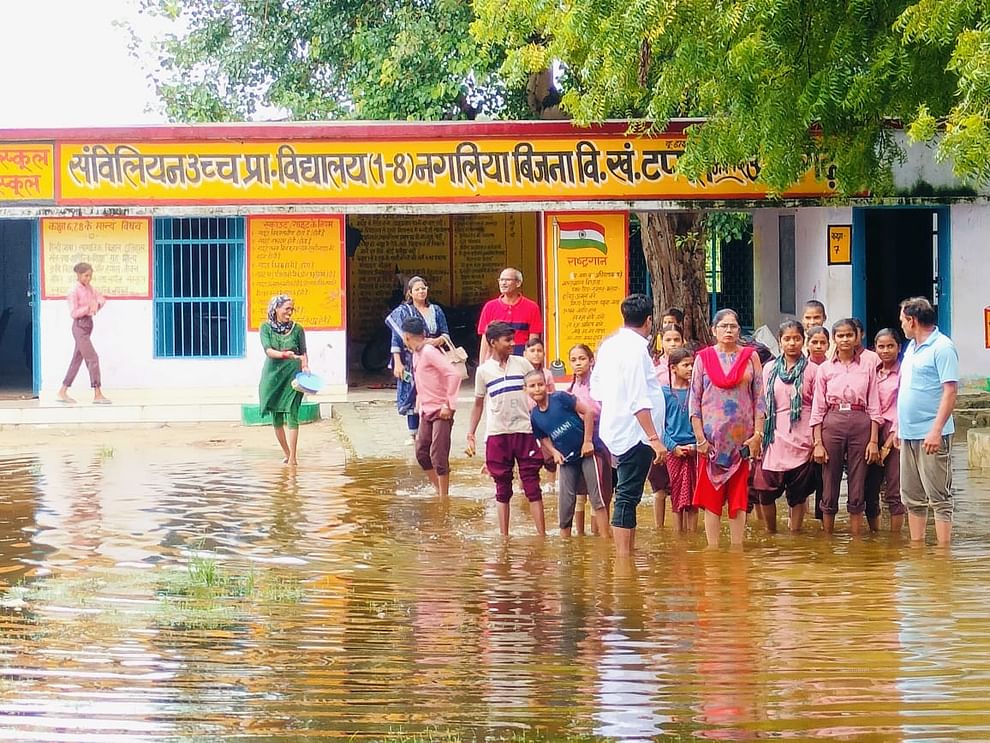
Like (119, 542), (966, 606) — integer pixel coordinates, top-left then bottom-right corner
(590, 327), (666, 457)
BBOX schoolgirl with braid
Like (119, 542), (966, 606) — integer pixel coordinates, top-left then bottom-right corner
(752, 320), (819, 533)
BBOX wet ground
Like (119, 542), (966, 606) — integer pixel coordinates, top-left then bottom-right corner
(0, 420), (989, 741)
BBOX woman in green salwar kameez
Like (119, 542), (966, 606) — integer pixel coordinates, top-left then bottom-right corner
(260, 295), (309, 465)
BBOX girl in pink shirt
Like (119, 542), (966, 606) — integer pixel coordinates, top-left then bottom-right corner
(752, 321), (818, 533)
(649, 323), (684, 527)
(811, 319), (882, 535)
(864, 328), (906, 533)
(652, 323), (684, 388)
(57, 262), (111, 404)
(568, 343), (612, 536)
(806, 326), (829, 366)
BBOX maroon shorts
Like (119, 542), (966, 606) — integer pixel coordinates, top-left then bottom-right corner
(665, 452), (698, 513)
(752, 459), (816, 507)
(693, 460), (750, 518)
(485, 432), (544, 504)
(648, 460), (670, 492)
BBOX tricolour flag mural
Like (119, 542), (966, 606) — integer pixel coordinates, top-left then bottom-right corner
(557, 220), (607, 254)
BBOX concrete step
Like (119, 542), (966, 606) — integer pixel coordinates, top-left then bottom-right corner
(956, 389), (990, 411)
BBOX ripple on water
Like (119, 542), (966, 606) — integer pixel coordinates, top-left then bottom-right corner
(0, 443), (988, 739)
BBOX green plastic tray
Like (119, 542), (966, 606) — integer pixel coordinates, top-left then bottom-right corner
(241, 402), (321, 426)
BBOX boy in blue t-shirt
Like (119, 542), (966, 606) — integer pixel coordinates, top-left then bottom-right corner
(524, 370), (610, 537)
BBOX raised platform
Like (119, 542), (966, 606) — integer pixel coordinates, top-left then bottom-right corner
(0, 385), (346, 427)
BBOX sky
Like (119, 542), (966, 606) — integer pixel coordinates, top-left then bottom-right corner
(0, 0), (167, 128)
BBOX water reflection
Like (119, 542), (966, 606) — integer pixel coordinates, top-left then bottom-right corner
(0, 442), (987, 739)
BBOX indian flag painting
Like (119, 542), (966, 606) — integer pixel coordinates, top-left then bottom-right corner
(557, 220), (607, 254)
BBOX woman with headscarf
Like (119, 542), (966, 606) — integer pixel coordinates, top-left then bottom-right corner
(386, 276), (449, 444)
(260, 294), (309, 465)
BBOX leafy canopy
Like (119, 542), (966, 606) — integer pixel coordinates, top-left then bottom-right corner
(139, 0), (529, 122)
(472, 0), (990, 192)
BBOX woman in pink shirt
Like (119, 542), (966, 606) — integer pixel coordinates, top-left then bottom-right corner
(810, 318), (882, 535)
(864, 328), (906, 533)
(752, 321), (818, 533)
(57, 262), (111, 404)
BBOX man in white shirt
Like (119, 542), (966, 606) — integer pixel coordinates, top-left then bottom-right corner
(591, 294), (667, 556)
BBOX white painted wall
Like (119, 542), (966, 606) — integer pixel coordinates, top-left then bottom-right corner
(948, 205), (990, 379)
(39, 299), (347, 396)
(753, 207), (854, 330)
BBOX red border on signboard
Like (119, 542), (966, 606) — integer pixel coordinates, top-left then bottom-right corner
(246, 214), (347, 332)
(39, 216), (153, 300)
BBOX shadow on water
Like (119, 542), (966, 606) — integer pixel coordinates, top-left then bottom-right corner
(0, 441), (988, 740)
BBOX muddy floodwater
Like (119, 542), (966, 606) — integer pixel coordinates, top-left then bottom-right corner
(0, 430), (989, 741)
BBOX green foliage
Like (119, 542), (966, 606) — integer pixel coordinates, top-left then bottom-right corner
(137, 0), (530, 122)
(473, 0), (990, 189)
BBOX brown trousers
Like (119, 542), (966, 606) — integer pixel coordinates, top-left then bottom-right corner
(820, 409), (871, 515)
(62, 316), (101, 388)
(415, 410), (453, 476)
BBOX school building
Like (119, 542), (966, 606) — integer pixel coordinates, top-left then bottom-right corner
(0, 120), (986, 421)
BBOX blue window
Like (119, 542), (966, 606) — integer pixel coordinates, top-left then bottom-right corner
(153, 217), (246, 358)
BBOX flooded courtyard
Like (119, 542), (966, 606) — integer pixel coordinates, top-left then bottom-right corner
(0, 423), (989, 741)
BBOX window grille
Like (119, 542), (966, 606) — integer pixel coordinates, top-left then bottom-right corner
(153, 217), (246, 358)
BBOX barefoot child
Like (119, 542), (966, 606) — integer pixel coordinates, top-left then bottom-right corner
(403, 316), (461, 497)
(526, 371), (610, 537)
(568, 343), (613, 535)
(663, 348), (699, 533)
(650, 323), (685, 528)
(753, 321), (818, 533)
(864, 328), (906, 533)
(467, 321), (546, 536)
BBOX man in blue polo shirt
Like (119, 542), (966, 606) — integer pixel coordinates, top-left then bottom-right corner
(898, 296), (959, 545)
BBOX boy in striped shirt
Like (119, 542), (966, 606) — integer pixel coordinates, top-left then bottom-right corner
(467, 321), (546, 536)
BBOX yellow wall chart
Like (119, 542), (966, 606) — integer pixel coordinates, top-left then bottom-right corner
(542, 211), (628, 376)
(41, 217), (151, 298)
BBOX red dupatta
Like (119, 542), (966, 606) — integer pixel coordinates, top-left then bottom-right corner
(698, 345), (756, 389)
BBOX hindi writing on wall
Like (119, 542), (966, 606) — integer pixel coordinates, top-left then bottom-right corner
(248, 216), (345, 331)
(41, 217), (151, 299)
(0, 144), (55, 203)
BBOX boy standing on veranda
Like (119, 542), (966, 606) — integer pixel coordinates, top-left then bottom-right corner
(402, 316), (462, 497)
(467, 321), (547, 536)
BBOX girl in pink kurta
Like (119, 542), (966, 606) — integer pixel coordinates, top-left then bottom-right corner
(864, 328), (906, 533)
(567, 343), (613, 535)
(57, 262), (111, 405)
(752, 321), (818, 533)
(810, 319), (882, 536)
(690, 309), (766, 547)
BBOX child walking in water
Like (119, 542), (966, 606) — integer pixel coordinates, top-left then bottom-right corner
(526, 370), (610, 537)
(865, 328), (906, 533)
(57, 262), (111, 405)
(650, 323), (685, 527)
(663, 348), (699, 533)
(467, 321), (546, 536)
(568, 343), (612, 535)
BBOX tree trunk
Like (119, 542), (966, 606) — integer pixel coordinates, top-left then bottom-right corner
(637, 210), (713, 346)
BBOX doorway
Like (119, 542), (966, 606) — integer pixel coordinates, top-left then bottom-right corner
(0, 220), (36, 398)
(859, 208), (948, 342)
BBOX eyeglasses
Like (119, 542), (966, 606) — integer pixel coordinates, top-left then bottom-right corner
(716, 323), (739, 330)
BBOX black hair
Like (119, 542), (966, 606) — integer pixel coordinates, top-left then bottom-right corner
(850, 317), (865, 336)
(667, 347), (694, 367)
(568, 343), (594, 361)
(524, 337), (545, 350)
(523, 369), (545, 383)
(620, 293), (653, 327)
(485, 320), (515, 345)
(874, 327), (901, 345)
(73, 262), (93, 275)
(806, 325), (829, 341)
(660, 323), (684, 339)
(663, 307), (685, 324)
(778, 319), (805, 339)
(712, 308), (739, 327)
(831, 318), (857, 335)
(899, 296), (937, 326)
(401, 315), (426, 336)
(802, 299), (826, 316)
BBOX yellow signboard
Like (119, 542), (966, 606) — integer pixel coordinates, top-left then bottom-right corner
(0, 144), (55, 202)
(248, 216), (345, 331)
(41, 218), (151, 299)
(58, 138), (836, 204)
(827, 224), (852, 265)
(543, 211), (628, 375)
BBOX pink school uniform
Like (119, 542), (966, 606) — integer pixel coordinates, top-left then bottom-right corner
(865, 361), (905, 519)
